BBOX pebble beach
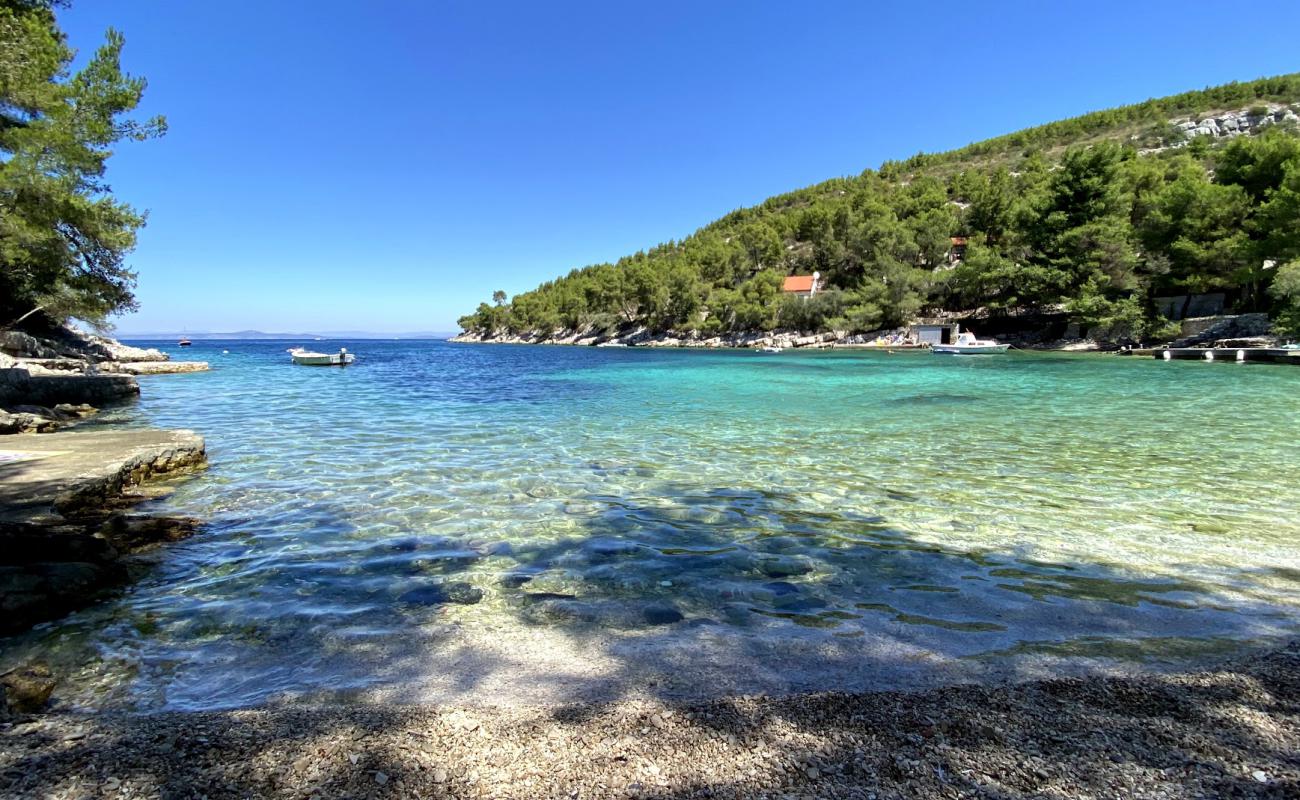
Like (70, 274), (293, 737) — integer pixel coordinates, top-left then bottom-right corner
(3, 643), (1297, 799)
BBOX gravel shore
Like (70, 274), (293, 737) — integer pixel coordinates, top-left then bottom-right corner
(2, 643), (1296, 799)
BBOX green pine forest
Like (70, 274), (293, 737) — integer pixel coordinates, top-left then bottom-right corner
(459, 74), (1300, 341)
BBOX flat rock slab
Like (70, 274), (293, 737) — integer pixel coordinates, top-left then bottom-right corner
(0, 429), (206, 523)
(0, 370), (138, 407)
(114, 361), (210, 375)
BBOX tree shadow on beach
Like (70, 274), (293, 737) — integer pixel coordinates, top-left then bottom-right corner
(1, 645), (1295, 799)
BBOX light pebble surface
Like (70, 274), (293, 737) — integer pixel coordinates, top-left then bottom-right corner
(1, 642), (1296, 799)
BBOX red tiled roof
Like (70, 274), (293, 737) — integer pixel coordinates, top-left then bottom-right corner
(782, 275), (817, 293)
(950, 236), (969, 246)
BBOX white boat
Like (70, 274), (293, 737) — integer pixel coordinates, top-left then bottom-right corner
(930, 332), (1010, 355)
(595, 342), (628, 348)
(288, 346), (355, 366)
(756, 346), (782, 353)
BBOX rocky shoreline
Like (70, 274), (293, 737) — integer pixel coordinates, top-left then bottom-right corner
(1, 325), (209, 434)
(1, 321), (211, 695)
(0, 641), (1294, 799)
(451, 311), (1283, 352)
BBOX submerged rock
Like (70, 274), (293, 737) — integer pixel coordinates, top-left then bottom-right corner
(499, 571), (536, 588)
(755, 555), (814, 578)
(399, 581), (484, 606)
(643, 604), (685, 625)
(444, 582), (485, 604)
(763, 580), (801, 596)
(584, 538), (642, 559)
(0, 664), (56, 714)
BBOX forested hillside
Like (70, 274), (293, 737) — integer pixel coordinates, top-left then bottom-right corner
(459, 75), (1300, 341)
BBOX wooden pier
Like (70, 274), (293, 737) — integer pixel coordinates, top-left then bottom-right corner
(1128, 347), (1300, 364)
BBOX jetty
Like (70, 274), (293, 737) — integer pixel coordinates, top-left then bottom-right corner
(1133, 347), (1300, 364)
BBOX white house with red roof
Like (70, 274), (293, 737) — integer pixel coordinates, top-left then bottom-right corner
(781, 271), (822, 298)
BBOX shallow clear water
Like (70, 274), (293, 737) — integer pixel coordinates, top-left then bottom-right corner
(4, 341), (1300, 709)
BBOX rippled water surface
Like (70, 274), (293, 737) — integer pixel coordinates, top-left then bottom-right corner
(5, 341), (1300, 709)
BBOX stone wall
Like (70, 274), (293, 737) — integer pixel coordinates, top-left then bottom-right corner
(1154, 293), (1227, 321)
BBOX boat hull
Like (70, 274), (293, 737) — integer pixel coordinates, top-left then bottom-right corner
(291, 353), (355, 366)
(931, 344), (1010, 355)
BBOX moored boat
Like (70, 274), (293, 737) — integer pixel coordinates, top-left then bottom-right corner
(931, 332), (1009, 355)
(288, 346), (355, 366)
(177, 338), (192, 347)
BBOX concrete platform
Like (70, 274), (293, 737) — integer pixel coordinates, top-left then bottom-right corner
(1146, 347), (1300, 363)
(0, 429), (206, 523)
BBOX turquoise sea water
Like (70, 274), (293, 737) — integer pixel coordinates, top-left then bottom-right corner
(4, 341), (1300, 709)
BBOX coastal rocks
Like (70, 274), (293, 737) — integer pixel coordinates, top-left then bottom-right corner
(0, 369), (139, 408)
(109, 361), (209, 375)
(0, 665), (56, 715)
(0, 403), (97, 435)
(0, 559), (127, 635)
(0, 429), (207, 634)
(79, 334), (169, 363)
(0, 331), (62, 360)
(0, 324), (198, 409)
(458, 326), (858, 350)
(0, 409), (58, 434)
(0, 429), (206, 524)
(0, 514), (196, 634)
(0, 520), (135, 634)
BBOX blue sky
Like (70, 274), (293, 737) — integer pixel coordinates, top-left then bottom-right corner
(60, 0), (1300, 334)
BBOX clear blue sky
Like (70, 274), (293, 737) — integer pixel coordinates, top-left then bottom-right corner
(59, 0), (1300, 334)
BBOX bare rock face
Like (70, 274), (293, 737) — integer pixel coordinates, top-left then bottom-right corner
(76, 333), (170, 363)
(0, 331), (62, 360)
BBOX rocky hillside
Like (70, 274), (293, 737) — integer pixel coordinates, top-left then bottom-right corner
(457, 74), (1300, 346)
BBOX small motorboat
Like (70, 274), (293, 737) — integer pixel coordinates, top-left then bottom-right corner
(288, 346), (355, 366)
(177, 338), (192, 347)
(931, 331), (1010, 355)
(595, 341), (628, 348)
(756, 345), (782, 353)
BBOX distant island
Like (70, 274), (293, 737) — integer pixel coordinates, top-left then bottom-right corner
(457, 74), (1300, 350)
(118, 330), (457, 341)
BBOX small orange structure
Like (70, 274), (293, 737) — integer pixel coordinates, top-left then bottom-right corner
(781, 271), (821, 297)
(948, 236), (969, 263)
